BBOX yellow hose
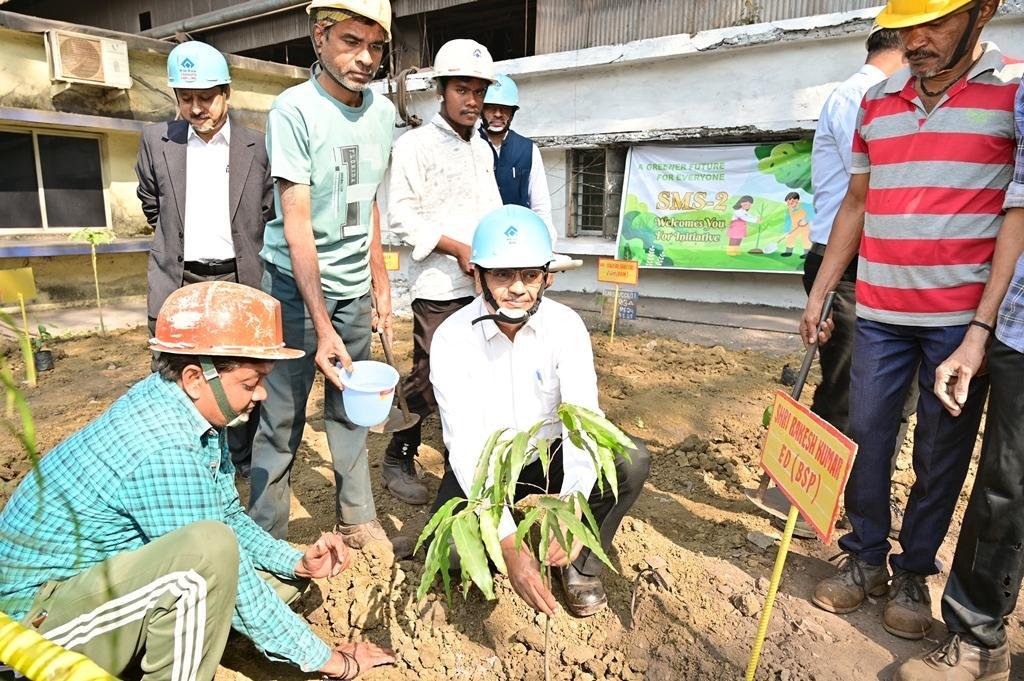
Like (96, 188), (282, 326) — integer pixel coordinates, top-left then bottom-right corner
(0, 612), (117, 681)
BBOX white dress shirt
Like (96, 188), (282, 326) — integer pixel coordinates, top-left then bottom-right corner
(810, 64), (887, 246)
(386, 114), (502, 301)
(183, 119), (235, 262)
(430, 296), (601, 540)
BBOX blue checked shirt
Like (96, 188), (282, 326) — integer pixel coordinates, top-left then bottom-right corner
(0, 373), (331, 671)
(998, 82), (1024, 353)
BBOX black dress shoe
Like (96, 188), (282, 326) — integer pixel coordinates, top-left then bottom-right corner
(558, 564), (607, 617)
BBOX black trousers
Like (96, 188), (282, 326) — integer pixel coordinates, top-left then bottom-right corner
(391, 297), (474, 454)
(942, 339), (1024, 648)
(430, 440), (651, 576)
(802, 250), (917, 464)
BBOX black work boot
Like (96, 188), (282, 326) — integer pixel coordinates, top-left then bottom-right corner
(558, 564), (608, 617)
(382, 430), (428, 505)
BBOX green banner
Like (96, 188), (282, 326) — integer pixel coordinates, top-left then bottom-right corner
(616, 142), (814, 273)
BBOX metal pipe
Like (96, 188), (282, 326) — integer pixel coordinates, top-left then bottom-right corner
(141, 0), (306, 40)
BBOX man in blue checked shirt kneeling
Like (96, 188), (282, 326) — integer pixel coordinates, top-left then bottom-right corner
(0, 281), (394, 681)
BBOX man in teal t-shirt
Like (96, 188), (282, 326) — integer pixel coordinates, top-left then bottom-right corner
(248, 0), (397, 552)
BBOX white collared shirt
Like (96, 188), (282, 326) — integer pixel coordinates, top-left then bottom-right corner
(385, 113), (502, 301)
(810, 63), (887, 245)
(183, 119), (234, 261)
(430, 296), (601, 539)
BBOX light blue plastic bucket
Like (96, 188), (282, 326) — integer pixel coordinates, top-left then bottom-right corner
(339, 360), (400, 427)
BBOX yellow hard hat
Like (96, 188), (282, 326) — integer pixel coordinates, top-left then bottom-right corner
(306, 0), (392, 42)
(875, 0), (976, 28)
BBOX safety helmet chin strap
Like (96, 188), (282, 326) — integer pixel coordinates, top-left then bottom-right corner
(472, 267), (548, 327)
(199, 357), (246, 427)
(935, 1), (984, 76)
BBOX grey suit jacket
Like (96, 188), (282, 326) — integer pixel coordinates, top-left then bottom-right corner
(135, 117), (274, 319)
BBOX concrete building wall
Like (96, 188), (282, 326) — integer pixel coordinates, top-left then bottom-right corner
(0, 13), (304, 305)
(377, 7), (1024, 310)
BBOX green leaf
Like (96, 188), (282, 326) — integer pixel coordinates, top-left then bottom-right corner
(762, 405), (773, 428)
(597, 445), (619, 502)
(470, 427), (507, 500)
(416, 522), (450, 602)
(566, 404), (636, 451)
(538, 508), (551, 564)
(414, 496), (464, 555)
(534, 436), (550, 470)
(515, 507), (542, 550)
(576, 491), (601, 538)
(554, 507), (616, 572)
(451, 513), (495, 600)
(504, 430), (531, 505)
(479, 506), (507, 575)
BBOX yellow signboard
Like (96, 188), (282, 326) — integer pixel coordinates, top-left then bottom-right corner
(760, 390), (857, 543)
(0, 268), (37, 304)
(383, 251), (400, 271)
(597, 257), (639, 285)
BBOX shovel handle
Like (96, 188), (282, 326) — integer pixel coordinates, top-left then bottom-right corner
(790, 290), (837, 401)
(378, 331), (414, 418)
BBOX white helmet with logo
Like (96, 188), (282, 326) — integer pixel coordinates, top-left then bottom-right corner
(433, 39), (497, 83)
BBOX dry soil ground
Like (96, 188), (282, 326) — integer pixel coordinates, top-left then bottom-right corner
(1, 318), (1022, 681)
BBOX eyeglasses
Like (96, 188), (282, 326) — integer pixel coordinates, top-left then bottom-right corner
(485, 268), (547, 286)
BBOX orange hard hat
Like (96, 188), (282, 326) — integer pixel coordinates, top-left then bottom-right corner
(151, 281), (303, 360)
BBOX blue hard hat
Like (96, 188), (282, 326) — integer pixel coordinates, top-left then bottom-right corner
(471, 205), (552, 268)
(168, 41), (231, 89)
(484, 73), (519, 108)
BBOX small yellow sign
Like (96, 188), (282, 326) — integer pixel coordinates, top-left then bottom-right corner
(0, 268), (37, 304)
(760, 390), (857, 543)
(383, 251), (400, 271)
(597, 257), (639, 285)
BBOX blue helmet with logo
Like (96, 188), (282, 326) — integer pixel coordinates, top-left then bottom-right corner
(167, 41), (231, 89)
(484, 74), (519, 108)
(471, 205), (552, 269)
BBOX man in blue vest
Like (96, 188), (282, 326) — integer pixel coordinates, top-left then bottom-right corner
(479, 74), (554, 240)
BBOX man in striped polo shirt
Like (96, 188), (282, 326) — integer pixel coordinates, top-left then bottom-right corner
(801, 0), (1022, 645)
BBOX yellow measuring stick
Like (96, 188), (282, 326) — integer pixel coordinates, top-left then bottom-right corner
(745, 505), (799, 680)
(609, 284), (620, 345)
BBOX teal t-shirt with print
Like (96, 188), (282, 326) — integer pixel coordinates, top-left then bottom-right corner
(262, 76), (395, 299)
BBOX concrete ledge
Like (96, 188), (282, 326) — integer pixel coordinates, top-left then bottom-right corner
(0, 238), (151, 258)
(0, 106), (148, 133)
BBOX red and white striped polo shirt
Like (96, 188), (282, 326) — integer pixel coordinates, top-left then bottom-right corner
(851, 42), (1024, 326)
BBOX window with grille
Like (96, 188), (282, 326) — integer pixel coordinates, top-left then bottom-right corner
(0, 129), (107, 231)
(568, 147), (625, 238)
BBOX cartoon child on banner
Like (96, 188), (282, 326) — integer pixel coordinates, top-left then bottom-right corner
(727, 195), (760, 256)
(782, 191), (814, 258)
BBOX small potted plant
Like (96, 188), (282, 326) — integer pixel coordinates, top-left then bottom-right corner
(32, 325), (54, 372)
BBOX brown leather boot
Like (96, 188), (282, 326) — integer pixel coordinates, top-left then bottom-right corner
(894, 634), (1009, 681)
(884, 569), (932, 640)
(558, 564), (607, 617)
(812, 551), (889, 614)
(336, 519), (392, 552)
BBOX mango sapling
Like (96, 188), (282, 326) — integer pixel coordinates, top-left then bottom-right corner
(414, 403), (636, 679)
(69, 228), (115, 335)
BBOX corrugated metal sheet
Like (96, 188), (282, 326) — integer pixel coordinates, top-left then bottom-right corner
(392, 0), (477, 18)
(536, 0), (880, 54)
(205, 6), (306, 55)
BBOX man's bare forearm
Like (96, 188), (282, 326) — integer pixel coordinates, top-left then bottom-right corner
(279, 179), (332, 336)
(369, 201), (391, 309)
(808, 173), (868, 301)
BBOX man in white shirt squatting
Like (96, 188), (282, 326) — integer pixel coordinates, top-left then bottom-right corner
(428, 205), (651, 617)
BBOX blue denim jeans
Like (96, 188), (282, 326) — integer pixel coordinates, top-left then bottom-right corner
(839, 318), (988, 574)
(247, 263), (375, 540)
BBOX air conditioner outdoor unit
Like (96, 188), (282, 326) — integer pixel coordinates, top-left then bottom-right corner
(44, 30), (132, 89)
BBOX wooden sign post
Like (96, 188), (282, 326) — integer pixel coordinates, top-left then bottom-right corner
(596, 258), (639, 344)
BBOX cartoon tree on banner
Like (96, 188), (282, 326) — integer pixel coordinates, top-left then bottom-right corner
(755, 141), (813, 193)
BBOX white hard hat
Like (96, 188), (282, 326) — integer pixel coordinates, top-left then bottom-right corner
(307, 0), (392, 42)
(433, 39), (497, 84)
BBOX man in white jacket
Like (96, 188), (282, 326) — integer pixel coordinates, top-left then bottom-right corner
(383, 38), (502, 505)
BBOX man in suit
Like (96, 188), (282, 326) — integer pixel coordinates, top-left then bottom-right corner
(135, 40), (274, 472)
